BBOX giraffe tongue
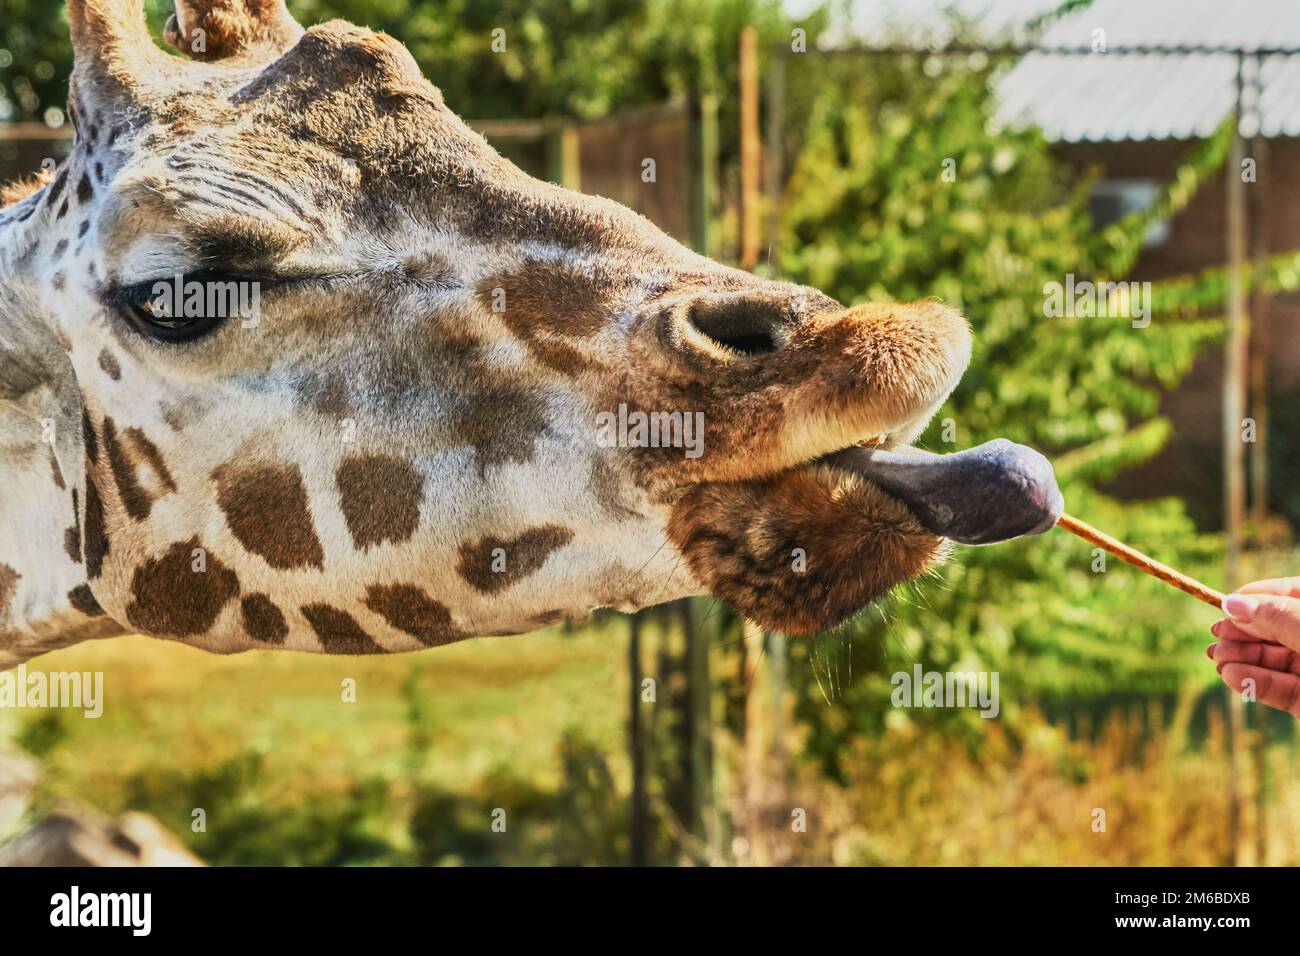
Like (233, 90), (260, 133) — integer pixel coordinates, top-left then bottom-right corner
(824, 439), (1063, 545)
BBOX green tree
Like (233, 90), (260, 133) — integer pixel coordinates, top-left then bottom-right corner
(774, 48), (1228, 772)
(1, 0), (822, 133)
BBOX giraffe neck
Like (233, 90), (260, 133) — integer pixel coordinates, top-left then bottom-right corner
(0, 192), (124, 668)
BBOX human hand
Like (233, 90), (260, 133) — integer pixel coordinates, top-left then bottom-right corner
(1208, 577), (1300, 717)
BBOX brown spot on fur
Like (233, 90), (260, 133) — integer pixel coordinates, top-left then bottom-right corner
(64, 489), (82, 564)
(214, 463), (324, 570)
(45, 169), (67, 203)
(520, 336), (594, 377)
(0, 563), (19, 622)
(446, 382), (550, 475)
(97, 349), (121, 380)
(104, 417), (150, 521)
(64, 526), (82, 564)
(476, 264), (612, 374)
(456, 524), (574, 594)
(241, 594), (288, 644)
(83, 467), (109, 579)
(126, 427), (177, 491)
(67, 583), (104, 617)
(75, 173), (93, 204)
(81, 409), (99, 461)
(301, 604), (383, 654)
(48, 446), (66, 490)
(336, 455), (424, 550)
(301, 371), (349, 419)
(363, 583), (465, 647)
(159, 402), (188, 432)
(126, 537), (240, 637)
(103, 418), (177, 521)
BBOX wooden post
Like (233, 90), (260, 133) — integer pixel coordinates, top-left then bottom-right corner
(763, 47), (786, 275)
(691, 95), (719, 257)
(740, 619), (770, 865)
(769, 630), (787, 762)
(739, 27), (761, 270)
(546, 123), (581, 191)
(768, 628), (789, 863)
(680, 599), (713, 853)
(1224, 53), (1258, 869)
(1248, 108), (1270, 529)
(1223, 56), (1248, 587)
(628, 612), (648, 866)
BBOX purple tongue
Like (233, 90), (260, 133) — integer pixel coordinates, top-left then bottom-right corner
(826, 439), (1063, 545)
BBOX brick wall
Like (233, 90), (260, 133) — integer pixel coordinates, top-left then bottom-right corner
(1057, 136), (1300, 530)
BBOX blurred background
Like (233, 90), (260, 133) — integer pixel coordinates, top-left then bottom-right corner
(3, 0), (1300, 865)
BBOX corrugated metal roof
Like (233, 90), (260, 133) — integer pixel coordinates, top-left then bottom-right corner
(998, 0), (1300, 140)
(996, 51), (1245, 141)
(829, 0), (1300, 141)
(819, 0), (1060, 46)
(1030, 0), (1300, 53)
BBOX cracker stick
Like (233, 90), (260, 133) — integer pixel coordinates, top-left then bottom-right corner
(1056, 513), (1224, 609)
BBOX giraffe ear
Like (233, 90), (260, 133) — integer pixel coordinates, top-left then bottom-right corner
(163, 0), (304, 62)
(68, 0), (176, 109)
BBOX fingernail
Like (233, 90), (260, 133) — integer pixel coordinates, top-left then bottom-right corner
(1223, 594), (1259, 623)
(1206, 643), (1217, 659)
(1210, 621), (1224, 638)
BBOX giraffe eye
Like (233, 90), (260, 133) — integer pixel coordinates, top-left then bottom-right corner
(117, 270), (255, 342)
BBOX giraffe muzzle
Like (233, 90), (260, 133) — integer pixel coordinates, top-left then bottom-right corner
(823, 439), (1063, 545)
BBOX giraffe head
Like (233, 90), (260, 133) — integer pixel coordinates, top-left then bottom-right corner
(8, 0), (989, 655)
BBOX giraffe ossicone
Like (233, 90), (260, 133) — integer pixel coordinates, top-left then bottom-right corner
(1, 0), (994, 667)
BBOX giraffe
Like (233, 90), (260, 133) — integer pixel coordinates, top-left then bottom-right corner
(0, 0), (1052, 670)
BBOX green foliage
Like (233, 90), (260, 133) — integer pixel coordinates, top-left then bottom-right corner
(776, 49), (1229, 770)
(107, 732), (634, 866)
(121, 751), (401, 865)
(0, 0), (822, 161)
(15, 709), (68, 757)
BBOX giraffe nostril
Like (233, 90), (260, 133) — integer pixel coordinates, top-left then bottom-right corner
(685, 297), (787, 357)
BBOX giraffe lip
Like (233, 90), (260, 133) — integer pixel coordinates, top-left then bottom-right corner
(820, 439), (1064, 545)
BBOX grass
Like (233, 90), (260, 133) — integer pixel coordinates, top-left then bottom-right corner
(6, 582), (1300, 865)
(1, 620), (629, 825)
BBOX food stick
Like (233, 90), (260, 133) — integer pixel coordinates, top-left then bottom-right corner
(1056, 512), (1225, 610)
